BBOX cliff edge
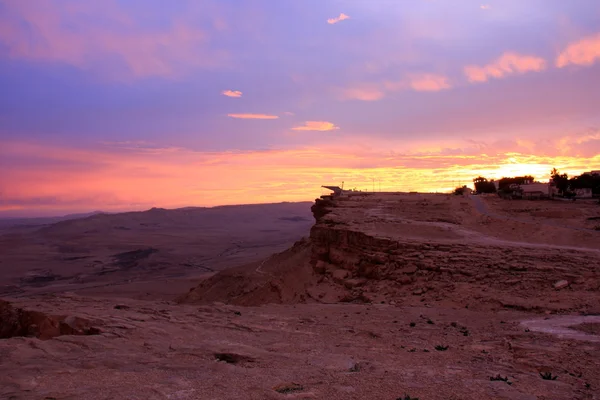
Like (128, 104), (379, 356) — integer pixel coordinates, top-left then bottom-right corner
(179, 192), (600, 313)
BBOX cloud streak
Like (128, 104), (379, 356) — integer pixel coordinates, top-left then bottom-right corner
(406, 74), (452, 92)
(341, 73), (451, 101)
(327, 13), (350, 25)
(227, 113), (279, 120)
(464, 52), (547, 83)
(556, 33), (600, 68)
(222, 90), (242, 98)
(292, 121), (340, 132)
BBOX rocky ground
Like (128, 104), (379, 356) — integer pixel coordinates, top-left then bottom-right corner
(1, 193), (599, 399)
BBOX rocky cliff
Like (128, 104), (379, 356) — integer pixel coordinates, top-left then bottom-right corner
(181, 193), (600, 313)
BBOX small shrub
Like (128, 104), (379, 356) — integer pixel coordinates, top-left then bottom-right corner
(409, 322), (416, 327)
(435, 345), (449, 351)
(540, 372), (558, 380)
(490, 375), (512, 385)
(397, 395), (419, 400)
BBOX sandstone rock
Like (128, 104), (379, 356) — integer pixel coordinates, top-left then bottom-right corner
(344, 278), (367, 289)
(399, 276), (412, 285)
(400, 264), (418, 274)
(331, 269), (349, 282)
(314, 260), (329, 274)
(553, 280), (569, 290)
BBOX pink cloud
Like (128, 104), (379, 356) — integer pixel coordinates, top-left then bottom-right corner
(292, 121), (340, 132)
(556, 33), (600, 68)
(227, 113), (279, 119)
(407, 74), (452, 92)
(464, 52), (547, 83)
(222, 90), (243, 98)
(327, 13), (350, 25)
(0, 0), (228, 79)
(341, 73), (450, 101)
(338, 85), (386, 101)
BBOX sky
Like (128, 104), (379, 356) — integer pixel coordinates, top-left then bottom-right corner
(1, 0), (600, 216)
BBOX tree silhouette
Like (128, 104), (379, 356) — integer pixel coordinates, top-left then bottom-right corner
(473, 176), (496, 193)
(550, 169), (570, 195)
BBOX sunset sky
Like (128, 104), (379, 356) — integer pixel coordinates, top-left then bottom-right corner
(1, 0), (600, 216)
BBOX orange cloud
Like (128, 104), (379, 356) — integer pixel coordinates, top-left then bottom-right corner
(292, 121), (340, 131)
(556, 33), (600, 68)
(327, 13), (350, 25)
(222, 90), (242, 98)
(464, 52), (547, 83)
(407, 74), (452, 92)
(0, 1), (227, 79)
(227, 113), (279, 119)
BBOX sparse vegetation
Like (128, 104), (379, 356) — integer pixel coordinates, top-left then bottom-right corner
(540, 372), (558, 380)
(490, 375), (512, 385)
(434, 345), (449, 351)
(409, 322), (416, 327)
(397, 395), (419, 400)
(274, 383), (304, 394)
(453, 185), (468, 195)
(473, 176), (496, 193)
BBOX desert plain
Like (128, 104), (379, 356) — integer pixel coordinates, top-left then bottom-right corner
(1, 193), (599, 400)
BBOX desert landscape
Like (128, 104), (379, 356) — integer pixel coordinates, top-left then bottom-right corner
(1, 193), (599, 399)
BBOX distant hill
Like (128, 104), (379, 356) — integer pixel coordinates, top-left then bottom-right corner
(0, 211), (106, 229)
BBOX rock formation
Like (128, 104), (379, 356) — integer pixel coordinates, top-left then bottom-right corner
(181, 193), (600, 313)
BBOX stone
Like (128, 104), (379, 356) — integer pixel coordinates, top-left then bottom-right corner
(314, 260), (329, 274)
(331, 269), (349, 282)
(344, 278), (367, 289)
(553, 280), (569, 290)
(399, 276), (412, 285)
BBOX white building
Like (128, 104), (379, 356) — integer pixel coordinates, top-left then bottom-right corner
(520, 182), (550, 198)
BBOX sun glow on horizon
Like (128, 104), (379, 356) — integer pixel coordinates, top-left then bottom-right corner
(2, 141), (599, 217)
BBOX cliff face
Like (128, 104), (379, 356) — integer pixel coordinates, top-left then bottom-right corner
(305, 193), (600, 311)
(181, 193), (600, 312)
